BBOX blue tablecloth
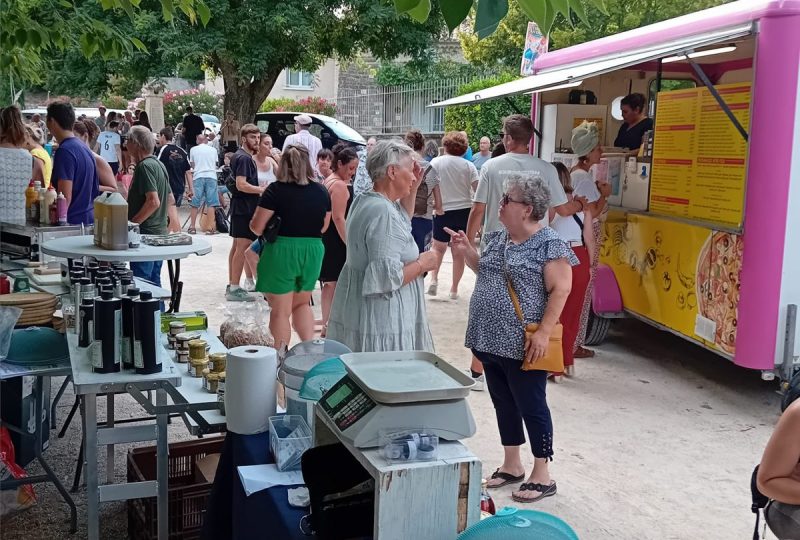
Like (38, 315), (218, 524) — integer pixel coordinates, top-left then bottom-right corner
(200, 430), (307, 540)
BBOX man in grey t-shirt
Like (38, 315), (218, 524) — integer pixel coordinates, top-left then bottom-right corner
(466, 114), (586, 248)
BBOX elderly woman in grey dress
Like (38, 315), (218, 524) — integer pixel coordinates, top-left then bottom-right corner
(326, 140), (441, 352)
(448, 174), (575, 504)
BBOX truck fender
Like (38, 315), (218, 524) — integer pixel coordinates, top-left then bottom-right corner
(592, 264), (624, 316)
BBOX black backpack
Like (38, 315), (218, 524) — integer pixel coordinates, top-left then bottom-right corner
(751, 465), (770, 540)
(414, 161), (434, 217)
(300, 443), (374, 539)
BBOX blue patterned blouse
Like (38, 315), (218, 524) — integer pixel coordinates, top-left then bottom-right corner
(465, 228), (578, 361)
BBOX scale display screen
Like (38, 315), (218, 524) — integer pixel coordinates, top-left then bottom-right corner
(319, 375), (376, 431)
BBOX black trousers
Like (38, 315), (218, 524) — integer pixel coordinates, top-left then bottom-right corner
(473, 348), (554, 460)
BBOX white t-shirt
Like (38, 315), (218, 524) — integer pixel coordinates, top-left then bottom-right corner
(430, 154), (478, 212)
(550, 211), (585, 243)
(571, 169), (601, 202)
(189, 144), (218, 178)
(474, 152), (568, 235)
(282, 129), (322, 172)
(97, 131), (120, 163)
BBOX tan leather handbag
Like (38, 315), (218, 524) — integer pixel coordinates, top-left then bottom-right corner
(505, 278), (565, 373)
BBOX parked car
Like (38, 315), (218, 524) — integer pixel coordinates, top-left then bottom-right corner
(200, 113), (220, 135)
(253, 112), (366, 150)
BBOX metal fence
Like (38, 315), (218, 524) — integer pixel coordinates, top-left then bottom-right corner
(336, 78), (471, 136)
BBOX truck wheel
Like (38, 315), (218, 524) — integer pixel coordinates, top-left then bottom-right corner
(585, 310), (611, 346)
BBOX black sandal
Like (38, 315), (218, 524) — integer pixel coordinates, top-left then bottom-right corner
(511, 481), (557, 503)
(487, 468), (525, 488)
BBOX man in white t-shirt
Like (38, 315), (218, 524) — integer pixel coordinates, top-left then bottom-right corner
(97, 121), (122, 175)
(187, 133), (220, 234)
(463, 114), (587, 390)
(282, 113), (322, 173)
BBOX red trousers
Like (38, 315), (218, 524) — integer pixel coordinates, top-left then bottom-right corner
(561, 246), (591, 367)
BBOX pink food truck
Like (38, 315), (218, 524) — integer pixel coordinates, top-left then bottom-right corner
(434, 0), (800, 384)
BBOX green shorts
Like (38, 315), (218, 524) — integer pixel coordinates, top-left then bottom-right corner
(255, 236), (324, 295)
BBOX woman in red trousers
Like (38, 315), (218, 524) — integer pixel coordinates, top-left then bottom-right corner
(548, 123), (599, 378)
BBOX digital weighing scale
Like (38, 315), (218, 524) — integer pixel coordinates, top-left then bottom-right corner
(317, 351), (476, 448)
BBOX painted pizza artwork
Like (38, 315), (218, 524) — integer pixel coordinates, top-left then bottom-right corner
(695, 232), (743, 354)
(600, 211), (743, 356)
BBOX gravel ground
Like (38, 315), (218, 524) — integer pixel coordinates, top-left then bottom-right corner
(0, 226), (783, 539)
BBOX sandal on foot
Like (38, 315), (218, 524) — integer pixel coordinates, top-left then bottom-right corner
(188, 227), (197, 234)
(511, 481), (557, 503)
(487, 468), (525, 488)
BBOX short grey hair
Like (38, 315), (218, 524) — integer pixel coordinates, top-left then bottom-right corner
(128, 125), (154, 154)
(504, 173), (551, 221)
(366, 139), (415, 183)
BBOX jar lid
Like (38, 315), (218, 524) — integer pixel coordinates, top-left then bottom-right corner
(218, 371), (226, 380)
(202, 368), (210, 377)
(191, 358), (209, 366)
(206, 372), (219, 381)
(176, 331), (202, 342)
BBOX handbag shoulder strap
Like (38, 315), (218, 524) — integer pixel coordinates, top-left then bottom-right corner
(505, 277), (525, 323)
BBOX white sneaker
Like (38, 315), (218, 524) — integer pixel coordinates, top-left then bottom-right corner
(449, 291), (459, 300)
(465, 371), (485, 391)
(243, 278), (255, 292)
(226, 285), (254, 302)
(427, 281), (438, 296)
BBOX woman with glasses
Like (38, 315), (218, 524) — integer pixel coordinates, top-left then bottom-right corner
(448, 173), (575, 503)
(326, 139), (441, 352)
(249, 144), (331, 350)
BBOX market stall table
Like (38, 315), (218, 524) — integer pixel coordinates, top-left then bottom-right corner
(200, 430), (307, 540)
(0, 359), (76, 533)
(40, 235), (211, 312)
(41, 234), (215, 540)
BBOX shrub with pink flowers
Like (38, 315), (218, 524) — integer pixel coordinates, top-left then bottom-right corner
(259, 96), (336, 117)
(163, 88), (224, 126)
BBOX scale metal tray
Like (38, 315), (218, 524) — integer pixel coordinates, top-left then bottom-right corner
(339, 351), (474, 404)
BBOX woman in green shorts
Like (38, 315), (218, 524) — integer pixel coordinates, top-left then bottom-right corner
(249, 144), (331, 350)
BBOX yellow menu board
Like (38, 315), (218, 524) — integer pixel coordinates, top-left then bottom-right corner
(649, 83), (751, 228)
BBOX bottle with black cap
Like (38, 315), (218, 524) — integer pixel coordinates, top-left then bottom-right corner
(86, 262), (99, 283)
(121, 287), (140, 370)
(133, 290), (161, 374)
(78, 297), (94, 348)
(93, 290), (121, 373)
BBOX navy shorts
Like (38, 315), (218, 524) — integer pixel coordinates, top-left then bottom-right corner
(432, 208), (470, 243)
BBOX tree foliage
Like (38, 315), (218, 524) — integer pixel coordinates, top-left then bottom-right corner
(396, 0), (607, 37)
(373, 59), (487, 86)
(30, 0), (448, 124)
(0, 0), (207, 105)
(444, 72), (527, 149)
(459, 0), (732, 70)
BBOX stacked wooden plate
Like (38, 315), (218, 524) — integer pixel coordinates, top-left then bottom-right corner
(0, 292), (59, 327)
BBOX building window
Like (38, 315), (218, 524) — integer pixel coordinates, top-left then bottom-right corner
(286, 70), (314, 89)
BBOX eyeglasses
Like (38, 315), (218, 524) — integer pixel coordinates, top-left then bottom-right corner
(501, 193), (526, 206)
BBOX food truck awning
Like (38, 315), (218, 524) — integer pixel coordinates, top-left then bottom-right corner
(428, 23), (754, 108)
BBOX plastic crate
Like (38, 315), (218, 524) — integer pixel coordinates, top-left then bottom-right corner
(127, 437), (225, 540)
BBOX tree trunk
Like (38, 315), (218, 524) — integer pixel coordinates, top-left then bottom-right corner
(220, 68), (281, 126)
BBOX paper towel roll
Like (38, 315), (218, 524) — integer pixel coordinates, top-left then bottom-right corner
(225, 346), (278, 435)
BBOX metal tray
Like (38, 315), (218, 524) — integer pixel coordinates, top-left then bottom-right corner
(339, 351), (474, 403)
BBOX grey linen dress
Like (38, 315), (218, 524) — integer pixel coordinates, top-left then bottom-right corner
(326, 191), (435, 352)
